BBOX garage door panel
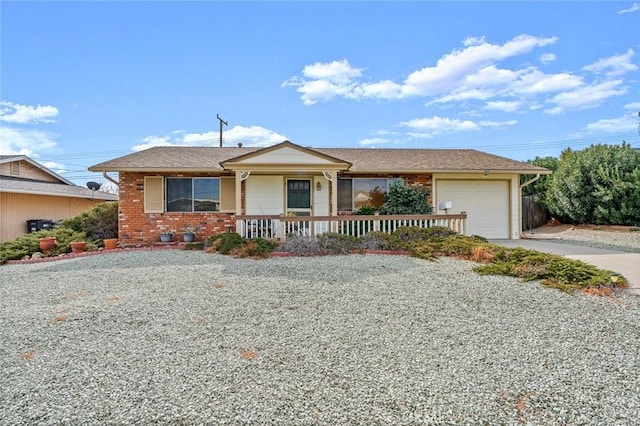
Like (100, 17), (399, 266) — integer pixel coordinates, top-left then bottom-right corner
(437, 180), (509, 239)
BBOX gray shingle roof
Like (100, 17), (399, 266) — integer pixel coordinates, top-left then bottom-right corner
(0, 176), (118, 200)
(89, 143), (550, 174)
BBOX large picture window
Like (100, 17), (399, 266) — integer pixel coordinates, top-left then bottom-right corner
(166, 177), (220, 212)
(337, 178), (403, 211)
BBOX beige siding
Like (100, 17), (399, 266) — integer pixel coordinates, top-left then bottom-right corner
(241, 146), (337, 165)
(0, 160), (61, 182)
(0, 192), (108, 242)
(433, 173), (520, 239)
(219, 177), (236, 213)
(245, 176), (283, 215)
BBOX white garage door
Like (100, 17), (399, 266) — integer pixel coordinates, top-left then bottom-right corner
(436, 180), (510, 239)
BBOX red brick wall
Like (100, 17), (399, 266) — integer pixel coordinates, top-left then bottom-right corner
(119, 172), (236, 246)
(118, 172), (432, 245)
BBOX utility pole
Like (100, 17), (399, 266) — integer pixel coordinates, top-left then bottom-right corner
(217, 114), (228, 147)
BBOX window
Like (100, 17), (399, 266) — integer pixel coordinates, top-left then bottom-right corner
(166, 177), (220, 212)
(337, 178), (403, 211)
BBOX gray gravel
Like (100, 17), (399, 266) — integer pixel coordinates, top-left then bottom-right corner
(524, 226), (640, 253)
(2, 250), (640, 425)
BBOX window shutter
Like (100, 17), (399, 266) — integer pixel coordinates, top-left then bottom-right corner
(220, 177), (236, 212)
(144, 176), (164, 213)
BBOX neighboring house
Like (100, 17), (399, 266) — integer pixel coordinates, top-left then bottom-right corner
(89, 141), (549, 245)
(0, 155), (118, 243)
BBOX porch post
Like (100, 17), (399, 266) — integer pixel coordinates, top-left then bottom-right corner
(235, 170), (250, 234)
(330, 171), (338, 216)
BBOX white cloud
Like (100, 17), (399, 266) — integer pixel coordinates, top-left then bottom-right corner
(132, 136), (173, 151)
(284, 34), (558, 104)
(618, 3), (640, 14)
(478, 119), (518, 127)
(515, 70), (584, 94)
(545, 80), (627, 114)
(400, 116), (480, 136)
(224, 125), (287, 147)
(355, 80), (402, 99)
(133, 125), (287, 151)
(282, 59), (363, 105)
(0, 101), (59, 124)
(0, 125), (58, 156)
(586, 114), (639, 132)
(401, 34), (557, 97)
(301, 59), (364, 84)
(539, 53), (556, 63)
(484, 101), (522, 112)
(624, 102), (640, 109)
(399, 116), (518, 138)
(583, 49), (638, 76)
(358, 138), (390, 146)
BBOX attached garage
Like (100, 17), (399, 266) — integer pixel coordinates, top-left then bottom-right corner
(436, 179), (511, 239)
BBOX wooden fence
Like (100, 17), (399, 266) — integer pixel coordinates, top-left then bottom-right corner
(522, 195), (548, 231)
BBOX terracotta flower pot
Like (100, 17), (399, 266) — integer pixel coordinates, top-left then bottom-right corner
(70, 241), (86, 254)
(103, 238), (118, 250)
(39, 237), (57, 253)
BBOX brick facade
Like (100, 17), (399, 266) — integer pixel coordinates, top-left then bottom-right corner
(118, 172), (236, 246)
(117, 172), (433, 246)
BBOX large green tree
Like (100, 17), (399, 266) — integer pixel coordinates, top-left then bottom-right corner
(544, 143), (640, 225)
(521, 156), (559, 198)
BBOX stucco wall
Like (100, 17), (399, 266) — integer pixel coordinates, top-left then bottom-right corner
(0, 192), (107, 242)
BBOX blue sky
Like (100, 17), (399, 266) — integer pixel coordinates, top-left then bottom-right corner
(1, 1), (639, 186)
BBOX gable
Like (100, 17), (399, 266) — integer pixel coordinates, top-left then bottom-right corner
(221, 141), (351, 172)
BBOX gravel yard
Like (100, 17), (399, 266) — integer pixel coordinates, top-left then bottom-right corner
(2, 250), (640, 424)
(524, 225), (640, 252)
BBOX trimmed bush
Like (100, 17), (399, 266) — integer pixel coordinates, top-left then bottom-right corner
(206, 232), (246, 255)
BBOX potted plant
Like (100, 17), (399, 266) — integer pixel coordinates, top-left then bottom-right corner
(183, 226), (198, 243)
(39, 236), (57, 254)
(159, 229), (175, 243)
(70, 241), (86, 254)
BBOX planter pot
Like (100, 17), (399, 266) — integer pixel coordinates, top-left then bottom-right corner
(103, 238), (118, 250)
(39, 237), (57, 253)
(160, 234), (173, 243)
(183, 233), (195, 243)
(70, 241), (86, 254)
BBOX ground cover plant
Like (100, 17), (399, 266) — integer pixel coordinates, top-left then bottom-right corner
(206, 226), (626, 294)
(0, 202), (116, 263)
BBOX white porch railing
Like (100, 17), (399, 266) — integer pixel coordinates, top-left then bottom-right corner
(235, 213), (467, 240)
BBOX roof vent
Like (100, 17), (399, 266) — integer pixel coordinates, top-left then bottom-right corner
(238, 142), (243, 147)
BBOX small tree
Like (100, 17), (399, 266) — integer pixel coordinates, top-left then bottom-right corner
(545, 143), (640, 225)
(380, 182), (433, 215)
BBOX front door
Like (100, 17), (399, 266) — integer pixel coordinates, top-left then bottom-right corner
(286, 179), (312, 216)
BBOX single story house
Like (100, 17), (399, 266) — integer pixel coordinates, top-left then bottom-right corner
(88, 141), (549, 245)
(0, 155), (118, 243)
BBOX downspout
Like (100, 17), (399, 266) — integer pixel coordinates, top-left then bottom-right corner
(519, 173), (541, 190)
(102, 171), (119, 187)
(518, 174), (541, 238)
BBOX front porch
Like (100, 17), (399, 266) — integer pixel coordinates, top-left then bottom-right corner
(235, 213), (467, 240)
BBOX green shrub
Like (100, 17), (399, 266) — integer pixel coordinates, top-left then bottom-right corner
(60, 201), (118, 241)
(277, 236), (323, 256)
(207, 232), (246, 255)
(474, 247), (625, 292)
(380, 182), (433, 215)
(358, 231), (396, 251)
(318, 233), (359, 254)
(545, 143), (640, 225)
(356, 205), (377, 215)
(230, 238), (278, 258)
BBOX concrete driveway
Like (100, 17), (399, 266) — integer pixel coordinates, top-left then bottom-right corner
(490, 239), (640, 295)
